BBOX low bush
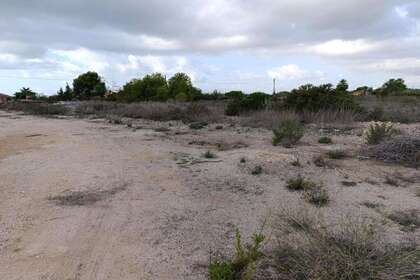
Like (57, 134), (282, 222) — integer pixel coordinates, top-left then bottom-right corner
(203, 150), (217, 159)
(303, 185), (330, 207)
(225, 92), (269, 116)
(283, 83), (358, 112)
(272, 120), (304, 147)
(388, 209), (420, 232)
(209, 229), (265, 280)
(251, 165), (263, 175)
(318, 136), (332, 144)
(326, 149), (347, 159)
(364, 122), (398, 145)
(286, 175), (316, 191)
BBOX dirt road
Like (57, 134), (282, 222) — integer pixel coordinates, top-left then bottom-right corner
(1, 111), (419, 279)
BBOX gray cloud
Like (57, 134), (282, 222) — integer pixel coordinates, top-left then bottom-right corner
(1, 0), (420, 92)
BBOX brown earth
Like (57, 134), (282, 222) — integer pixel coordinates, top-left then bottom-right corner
(0, 110), (419, 280)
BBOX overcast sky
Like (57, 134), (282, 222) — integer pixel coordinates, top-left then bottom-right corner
(1, 0), (420, 95)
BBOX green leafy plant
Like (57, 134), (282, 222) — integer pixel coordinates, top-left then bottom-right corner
(272, 120), (305, 147)
(251, 165), (263, 175)
(204, 150), (217, 159)
(209, 229), (265, 280)
(364, 122), (398, 145)
(286, 175), (316, 191)
(318, 136), (332, 144)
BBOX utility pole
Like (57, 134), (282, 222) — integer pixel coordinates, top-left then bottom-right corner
(273, 78), (276, 94)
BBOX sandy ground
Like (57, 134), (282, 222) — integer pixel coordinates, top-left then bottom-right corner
(0, 110), (419, 280)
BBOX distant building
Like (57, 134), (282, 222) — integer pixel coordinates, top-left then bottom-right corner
(351, 89), (368, 96)
(0, 93), (11, 104)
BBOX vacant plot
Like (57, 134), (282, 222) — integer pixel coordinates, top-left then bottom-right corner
(0, 109), (419, 280)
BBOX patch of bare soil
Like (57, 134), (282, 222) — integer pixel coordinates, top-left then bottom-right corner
(0, 110), (419, 280)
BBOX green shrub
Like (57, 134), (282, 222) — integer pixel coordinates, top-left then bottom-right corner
(225, 92), (269, 116)
(272, 120), (304, 147)
(318, 136), (332, 144)
(225, 99), (242, 116)
(365, 122), (398, 145)
(286, 175), (316, 191)
(209, 229), (265, 280)
(204, 150), (217, 159)
(326, 149), (347, 159)
(283, 83), (358, 112)
(251, 165), (263, 175)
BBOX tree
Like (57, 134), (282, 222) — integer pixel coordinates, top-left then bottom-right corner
(118, 73), (169, 102)
(168, 72), (199, 101)
(57, 83), (74, 101)
(14, 87), (37, 100)
(141, 73), (168, 101)
(73, 71), (106, 100)
(225, 91), (245, 99)
(336, 79), (349, 92)
(118, 79), (143, 102)
(381, 78), (407, 95)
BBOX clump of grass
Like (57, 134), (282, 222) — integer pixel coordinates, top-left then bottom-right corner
(209, 229), (265, 280)
(303, 185), (330, 207)
(291, 158), (301, 167)
(272, 120), (304, 148)
(364, 122), (398, 145)
(384, 176), (399, 187)
(361, 201), (383, 209)
(286, 175), (316, 191)
(251, 165), (263, 175)
(326, 149), (347, 159)
(273, 207), (420, 280)
(203, 150), (217, 159)
(388, 209), (420, 232)
(341, 181), (357, 187)
(313, 155), (327, 167)
(239, 157), (246, 163)
(318, 136), (332, 144)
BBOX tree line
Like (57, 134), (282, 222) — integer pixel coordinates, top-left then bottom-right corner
(12, 71), (416, 103)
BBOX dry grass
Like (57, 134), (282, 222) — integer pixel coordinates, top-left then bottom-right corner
(240, 110), (300, 130)
(2, 101), (69, 116)
(240, 109), (356, 130)
(272, 207), (420, 280)
(358, 95), (420, 123)
(300, 109), (357, 125)
(388, 209), (420, 232)
(74, 101), (225, 123)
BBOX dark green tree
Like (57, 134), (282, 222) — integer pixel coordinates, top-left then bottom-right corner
(57, 83), (74, 101)
(168, 72), (200, 101)
(380, 78), (407, 95)
(14, 87), (37, 100)
(141, 73), (168, 101)
(73, 71), (106, 100)
(336, 79), (349, 92)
